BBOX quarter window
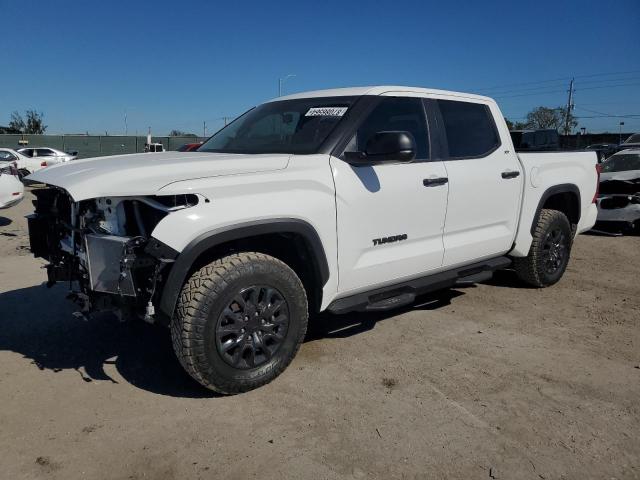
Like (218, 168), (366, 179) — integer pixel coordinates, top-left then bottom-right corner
(352, 97), (429, 160)
(437, 100), (500, 159)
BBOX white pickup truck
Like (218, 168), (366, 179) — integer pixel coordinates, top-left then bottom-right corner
(27, 86), (599, 394)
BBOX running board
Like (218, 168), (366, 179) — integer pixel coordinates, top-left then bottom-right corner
(366, 292), (416, 311)
(327, 256), (511, 314)
(455, 270), (494, 285)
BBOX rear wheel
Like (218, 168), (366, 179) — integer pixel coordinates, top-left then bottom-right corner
(171, 252), (308, 394)
(514, 209), (572, 287)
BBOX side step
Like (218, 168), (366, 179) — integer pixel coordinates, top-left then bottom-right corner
(455, 270), (494, 285)
(365, 292), (416, 311)
(327, 256), (511, 314)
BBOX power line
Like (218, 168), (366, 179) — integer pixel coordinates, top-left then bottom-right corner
(493, 89), (568, 99)
(577, 82), (640, 91)
(476, 69), (640, 93)
(573, 69), (640, 80)
(481, 82), (569, 96)
(574, 106), (640, 118)
(575, 75), (640, 86)
(477, 76), (571, 92)
(579, 115), (640, 118)
(481, 76), (640, 97)
(492, 81), (640, 99)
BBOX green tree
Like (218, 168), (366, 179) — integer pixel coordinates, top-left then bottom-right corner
(8, 111), (25, 133)
(169, 129), (196, 137)
(504, 117), (527, 130)
(504, 117), (514, 130)
(25, 110), (47, 134)
(9, 110), (47, 134)
(524, 106), (577, 134)
(557, 106), (578, 135)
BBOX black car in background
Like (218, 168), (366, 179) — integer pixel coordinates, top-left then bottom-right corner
(620, 133), (640, 150)
(585, 143), (620, 162)
(510, 129), (560, 151)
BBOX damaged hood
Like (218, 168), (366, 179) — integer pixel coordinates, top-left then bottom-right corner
(600, 170), (640, 183)
(599, 170), (640, 196)
(26, 152), (289, 201)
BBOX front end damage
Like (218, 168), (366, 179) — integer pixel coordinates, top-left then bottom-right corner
(27, 187), (193, 322)
(594, 177), (640, 234)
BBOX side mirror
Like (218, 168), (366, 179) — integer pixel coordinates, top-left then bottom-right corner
(344, 131), (416, 164)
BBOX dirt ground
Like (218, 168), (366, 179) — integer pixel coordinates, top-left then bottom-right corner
(1, 188), (639, 480)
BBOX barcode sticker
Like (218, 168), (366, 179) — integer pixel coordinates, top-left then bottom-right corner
(305, 107), (348, 117)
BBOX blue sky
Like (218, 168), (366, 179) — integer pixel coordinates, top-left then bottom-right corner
(2, 0), (639, 135)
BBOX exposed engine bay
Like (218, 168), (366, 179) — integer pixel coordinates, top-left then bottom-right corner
(27, 187), (191, 321)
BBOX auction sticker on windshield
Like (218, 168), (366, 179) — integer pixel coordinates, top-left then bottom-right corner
(305, 107), (348, 117)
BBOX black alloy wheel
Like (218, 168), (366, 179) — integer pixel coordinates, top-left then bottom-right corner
(541, 228), (567, 275)
(215, 285), (290, 369)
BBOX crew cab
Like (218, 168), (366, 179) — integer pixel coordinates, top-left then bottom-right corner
(26, 86), (599, 394)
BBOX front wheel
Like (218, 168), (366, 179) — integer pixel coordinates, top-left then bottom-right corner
(171, 252), (308, 394)
(513, 209), (573, 287)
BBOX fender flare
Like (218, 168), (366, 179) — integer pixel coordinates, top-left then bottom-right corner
(156, 219), (330, 318)
(530, 183), (581, 234)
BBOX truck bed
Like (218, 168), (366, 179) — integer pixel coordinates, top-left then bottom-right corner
(510, 151), (599, 256)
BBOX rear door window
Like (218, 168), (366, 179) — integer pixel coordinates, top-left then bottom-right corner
(437, 100), (500, 159)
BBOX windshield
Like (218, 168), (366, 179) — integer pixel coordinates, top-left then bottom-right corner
(601, 153), (640, 172)
(198, 96), (356, 154)
(0, 151), (15, 161)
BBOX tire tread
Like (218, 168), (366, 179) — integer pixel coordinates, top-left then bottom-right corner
(170, 252), (307, 394)
(514, 208), (571, 287)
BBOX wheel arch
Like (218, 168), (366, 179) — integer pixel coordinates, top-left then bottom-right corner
(157, 219), (330, 320)
(531, 184), (581, 235)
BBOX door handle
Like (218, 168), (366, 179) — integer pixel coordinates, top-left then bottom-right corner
(423, 177), (448, 187)
(501, 170), (520, 179)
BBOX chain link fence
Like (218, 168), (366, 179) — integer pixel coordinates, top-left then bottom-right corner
(0, 135), (207, 159)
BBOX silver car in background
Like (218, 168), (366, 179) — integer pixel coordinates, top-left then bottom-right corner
(17, 147), (77, 163)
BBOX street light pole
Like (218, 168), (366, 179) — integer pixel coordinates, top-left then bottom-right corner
(278, 74), (296, 97)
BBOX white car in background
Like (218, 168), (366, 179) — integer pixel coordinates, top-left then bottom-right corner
(0, 147), (58, 176)
(17, 147), (77, 164)
(0, 161), (24, 209)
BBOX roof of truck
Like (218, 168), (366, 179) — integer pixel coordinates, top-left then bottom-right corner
(271, 86), (493, 103)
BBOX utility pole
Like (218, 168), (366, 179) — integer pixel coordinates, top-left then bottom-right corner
(278, 74), (296, 97)
(563, 78), (574, 136)
(619, 121), (625, 145)
(203, 121), (207, 137)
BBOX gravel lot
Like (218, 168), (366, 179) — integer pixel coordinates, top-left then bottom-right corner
(1, 188), (639, 480)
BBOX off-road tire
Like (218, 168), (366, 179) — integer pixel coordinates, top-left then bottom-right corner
(514, 209), (573, 287)
(171, 252), (308, 394)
